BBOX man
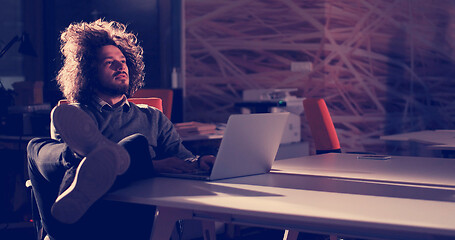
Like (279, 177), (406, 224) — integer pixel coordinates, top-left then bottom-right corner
(27, 19), (215, 240)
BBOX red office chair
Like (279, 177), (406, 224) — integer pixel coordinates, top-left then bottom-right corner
(132, 89), (173, 119)
(127, 98), (163, 112)
(303, 98), (341, 154)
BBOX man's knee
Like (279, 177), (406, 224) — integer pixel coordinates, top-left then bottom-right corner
(27, 137), (59, 155)
(118, 133), (149, 149)
(27, 137), (42, 156)
(26, 138), (73, 169)
(27, 137), (47, 163)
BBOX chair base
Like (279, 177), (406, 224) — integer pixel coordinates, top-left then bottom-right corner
(316, 149), (342, 155)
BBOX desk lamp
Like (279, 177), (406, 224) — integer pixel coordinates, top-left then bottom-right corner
(0, 32), (37, 58)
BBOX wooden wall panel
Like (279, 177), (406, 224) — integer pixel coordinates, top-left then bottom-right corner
(184, 0), (455, 153)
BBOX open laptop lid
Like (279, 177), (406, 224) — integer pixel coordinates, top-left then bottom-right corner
(208, 112), (289, 180)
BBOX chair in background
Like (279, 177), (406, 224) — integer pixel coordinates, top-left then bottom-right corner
(132, 89), (173, 119)
(303, 97), (375, 155)
(303, 98), (341, 154)
(125, 97), (163, 111)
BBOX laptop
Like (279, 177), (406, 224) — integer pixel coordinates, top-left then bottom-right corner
(161, 112), (289, 181)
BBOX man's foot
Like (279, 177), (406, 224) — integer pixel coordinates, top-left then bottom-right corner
(51, 146), (119, 224)
(52, 104), (130, 174)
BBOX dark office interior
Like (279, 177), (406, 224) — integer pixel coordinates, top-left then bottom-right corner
(1, 0), (455, 239)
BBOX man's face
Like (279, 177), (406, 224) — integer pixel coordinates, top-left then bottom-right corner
(96, 45), (129, 96)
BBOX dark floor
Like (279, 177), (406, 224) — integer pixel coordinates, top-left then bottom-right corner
(0, 224), (330, 240)
(0, 222), (350, 240)
(0, 222), (36, 240)
(192, 226), (330, 240)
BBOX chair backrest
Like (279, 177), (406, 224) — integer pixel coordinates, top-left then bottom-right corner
(57, 97), (163, 113)
(128, 98), (163, 112)
(303, 98), (341, 154)
(132, 89), (173, 119)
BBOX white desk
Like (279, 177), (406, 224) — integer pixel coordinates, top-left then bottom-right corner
(272, 153), (455, 187)
(380, 130), (455, 151)
(106, 154), (455, 240)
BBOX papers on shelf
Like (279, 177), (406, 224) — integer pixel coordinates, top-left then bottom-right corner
(174, 121), (225, 140)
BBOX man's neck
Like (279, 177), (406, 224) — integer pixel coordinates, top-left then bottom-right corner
(96, 92), (125, 106)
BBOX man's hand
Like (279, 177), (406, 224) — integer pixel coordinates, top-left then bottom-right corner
(199, 155), (216, 171)
(153, 157), (198, 174)
(152, 155), (216, 174)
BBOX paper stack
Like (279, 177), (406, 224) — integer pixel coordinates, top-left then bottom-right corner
(174, 121), (219, 138)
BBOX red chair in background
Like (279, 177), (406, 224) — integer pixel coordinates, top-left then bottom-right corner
(132, 89), (173, 119)
(303, 98), (341, 154)
(127, 97), (163, 112)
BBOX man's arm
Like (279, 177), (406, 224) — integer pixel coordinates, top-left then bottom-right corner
(152, 157), (196, 173)
(152, 109), (216, 173)
(155, 110), (193, 159)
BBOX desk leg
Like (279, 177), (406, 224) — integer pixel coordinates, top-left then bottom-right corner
(284, 230), (337, 240)
(201, 220), (217, 240)
(150, 206), (192, 240)
(283, 229), (299, 240)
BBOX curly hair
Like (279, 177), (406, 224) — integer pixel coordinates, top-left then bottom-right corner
(56, 19), (145, 103)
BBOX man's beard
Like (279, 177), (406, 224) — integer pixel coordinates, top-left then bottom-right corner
(96, 80), (129, 97)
